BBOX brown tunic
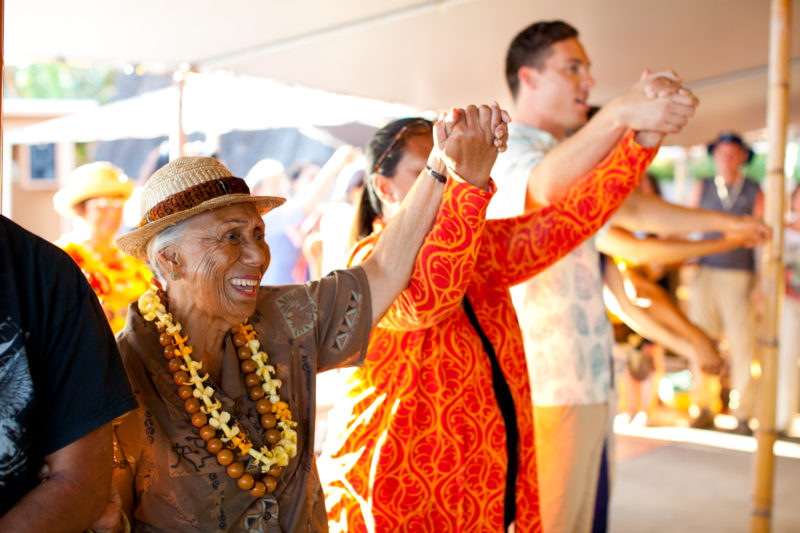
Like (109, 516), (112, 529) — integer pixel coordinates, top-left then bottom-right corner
(115, 268), (372, 532)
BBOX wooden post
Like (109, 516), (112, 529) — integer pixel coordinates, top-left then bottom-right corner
(751, 0), (791, 531)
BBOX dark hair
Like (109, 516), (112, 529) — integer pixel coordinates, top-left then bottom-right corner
(350, 186), (376, 247)
(505, 20), (579, 99)
(640, 172), (662, 197)
(707, 132), (754, 163)
(352, 117), (432, 243)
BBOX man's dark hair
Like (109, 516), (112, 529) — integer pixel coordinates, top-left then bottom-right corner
(505, 20), (579, 99)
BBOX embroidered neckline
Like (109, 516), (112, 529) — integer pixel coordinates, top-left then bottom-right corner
(713, 174), (745, 211)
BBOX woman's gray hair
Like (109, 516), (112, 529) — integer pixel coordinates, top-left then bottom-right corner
(146, 218), (191, 289)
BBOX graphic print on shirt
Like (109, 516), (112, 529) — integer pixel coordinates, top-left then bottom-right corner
(0, 318), (33, 487)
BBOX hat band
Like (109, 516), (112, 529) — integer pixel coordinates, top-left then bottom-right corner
(138, 177), (250, 228)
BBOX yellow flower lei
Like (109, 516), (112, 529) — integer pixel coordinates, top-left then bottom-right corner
(138, 285), (298, 495)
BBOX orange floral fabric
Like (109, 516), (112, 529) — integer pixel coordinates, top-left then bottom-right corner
(320, 132), (656, 533)
(58, 239), (152, 333)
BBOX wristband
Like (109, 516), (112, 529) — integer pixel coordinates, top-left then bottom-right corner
(425, 166), (447, 184)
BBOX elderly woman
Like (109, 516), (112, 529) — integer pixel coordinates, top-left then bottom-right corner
(91, 106), (507, 533)
(319, 110), (661, 532)
(54, 162), (151, 333)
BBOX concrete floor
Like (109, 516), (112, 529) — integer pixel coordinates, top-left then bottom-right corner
(610, 428), (800, 533)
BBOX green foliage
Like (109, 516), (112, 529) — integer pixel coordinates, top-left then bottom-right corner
(690, 153), (795, 184)
(646, 159), (675, 181)
(4, 62), (117, 103)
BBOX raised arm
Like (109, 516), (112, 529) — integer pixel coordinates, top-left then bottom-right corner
(612, 188), (770, 242)
(377, 175), (494, 330)
(602, 256), (722, 373)
(596, 226), (757, 266)
(526, 71), (697, 206)
(359, 105), (506, 327)
(482, 131), (657, 288)
(300, 145), (362, 216)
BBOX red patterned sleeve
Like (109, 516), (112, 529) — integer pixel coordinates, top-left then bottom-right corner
(481, 131), (658, 288)
(352, 177), (493, 331)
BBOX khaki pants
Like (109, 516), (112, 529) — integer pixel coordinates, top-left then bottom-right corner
(777, 297), (800, 431)
(534, 403), (608, 533)
(689, 265), (757, 420)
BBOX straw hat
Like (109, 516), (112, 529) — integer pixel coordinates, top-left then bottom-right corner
(116, 157), (285, 259)
(53, 161), (134, 217)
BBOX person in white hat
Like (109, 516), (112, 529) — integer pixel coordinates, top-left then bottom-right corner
(88, 105), (508, 533)
(54, 162), (151, 333)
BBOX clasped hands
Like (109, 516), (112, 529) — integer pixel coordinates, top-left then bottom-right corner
(616, 69), (698, 147)
(428, 102), (511, 191)
(728, 214), (771, 248)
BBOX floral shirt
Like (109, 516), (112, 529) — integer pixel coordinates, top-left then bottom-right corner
(57, 237), (151, 334)
(490, 124), (627, 406)
(114, 268), (372, 532)
(320, 132), (656, 533)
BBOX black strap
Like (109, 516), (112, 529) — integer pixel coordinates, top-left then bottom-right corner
(462, 296), (518, 529)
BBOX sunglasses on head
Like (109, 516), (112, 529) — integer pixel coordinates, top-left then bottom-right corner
(371, 119), (432, 175)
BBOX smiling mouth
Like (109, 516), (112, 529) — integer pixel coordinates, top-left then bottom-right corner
(231, 277), (259, 296)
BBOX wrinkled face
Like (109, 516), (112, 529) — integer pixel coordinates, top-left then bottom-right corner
(382, 133), (434, 204)
(712, 142), (749, 176)
(172, 203), (269, 324)
(530, 37), (595, 137)
(80, 195), (125, 239)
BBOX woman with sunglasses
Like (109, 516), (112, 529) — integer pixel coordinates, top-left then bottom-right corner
(320, 105), (660, 533)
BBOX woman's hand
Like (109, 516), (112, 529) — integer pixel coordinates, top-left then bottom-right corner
(434, 102), (510, 190)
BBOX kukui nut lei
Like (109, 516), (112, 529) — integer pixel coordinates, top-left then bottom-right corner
(138, 283), (298, 497)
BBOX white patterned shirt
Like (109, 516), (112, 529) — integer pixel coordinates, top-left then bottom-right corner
(489, 123), (613, 406)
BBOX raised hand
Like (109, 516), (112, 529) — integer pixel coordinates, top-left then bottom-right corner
(491, 100), (512, 153)
(433, 103), (510, 190)
(608, 69), (699, 147)
(692, 332), (724, 375)
(641, 69), (682, 99)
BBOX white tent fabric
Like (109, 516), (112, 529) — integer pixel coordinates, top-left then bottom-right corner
(4, 72), (418, 144)
(5, 0), (800, 147)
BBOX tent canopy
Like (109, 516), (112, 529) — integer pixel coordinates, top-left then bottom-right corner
(3, 72), (417, 144)
(6, 0), (800, 147)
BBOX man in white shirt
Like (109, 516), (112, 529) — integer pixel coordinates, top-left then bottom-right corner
(489, 20), (698, 533)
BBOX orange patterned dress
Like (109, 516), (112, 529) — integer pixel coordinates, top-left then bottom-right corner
(320, 133), (656, 533)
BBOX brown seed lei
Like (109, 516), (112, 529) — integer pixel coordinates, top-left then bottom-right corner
(138, 282), (297, 497)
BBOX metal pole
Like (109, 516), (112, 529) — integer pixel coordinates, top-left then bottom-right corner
(169, 71), (187, 161)
(751, 0), (791, 531)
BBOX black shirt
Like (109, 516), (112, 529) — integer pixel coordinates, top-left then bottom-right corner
(0, 215), (137, 515)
